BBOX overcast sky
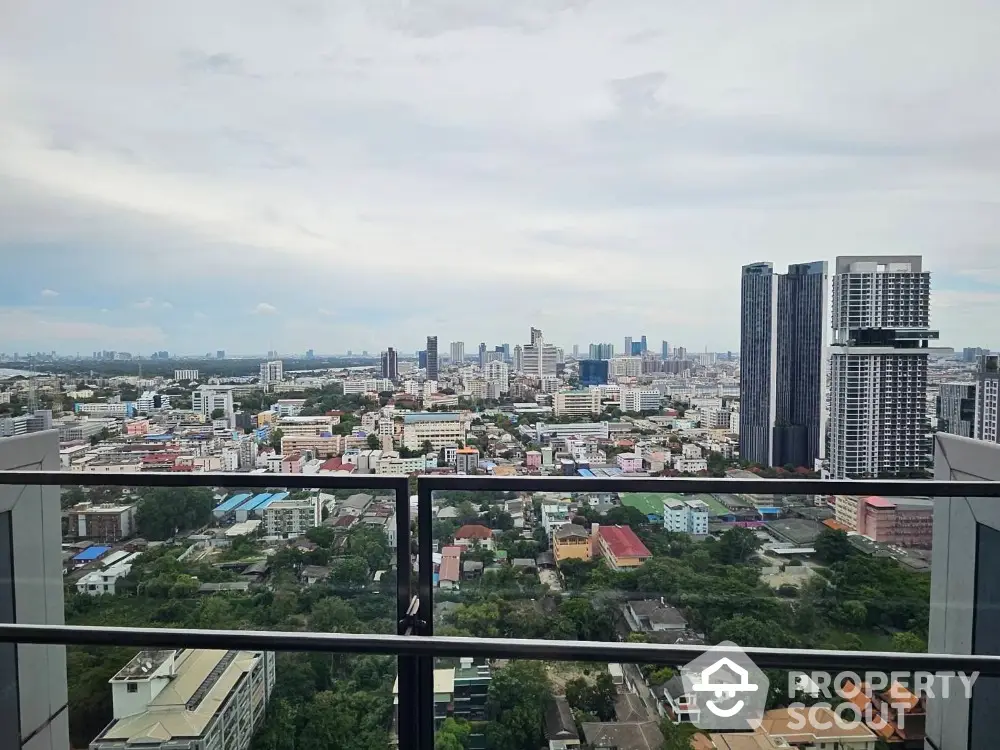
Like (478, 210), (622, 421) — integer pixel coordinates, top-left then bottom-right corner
(2, 0), (1000, 355)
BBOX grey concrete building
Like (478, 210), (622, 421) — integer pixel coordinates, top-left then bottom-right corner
(937, 382), (976, 438)
(927, 432), (1000, 749)
(426, 336), (439, 381)
(0, 431), (70, 750)
(974, 353), (999, 443)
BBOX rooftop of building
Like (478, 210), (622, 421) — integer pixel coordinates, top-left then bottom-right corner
(598, 525), (651, 558)
(101, 649), (264, 742)
(403, 412), (461, 423)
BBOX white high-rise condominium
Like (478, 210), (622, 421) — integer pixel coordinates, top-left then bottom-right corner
(828, 256), (936, 479)
(260, 360), (283, 389)
(975, 354), (1000, 442)
(739, 261), (828, 468)
(523, 328), (557, 378)
(450, 341), (465, 364)
(512, 344), (523, 373)
(485, 360), (510, 393)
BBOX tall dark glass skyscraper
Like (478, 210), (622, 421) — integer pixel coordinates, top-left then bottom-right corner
(426, 336), (439, 380)
(739, 261), (828, 468)
(380, 347), (398, 381)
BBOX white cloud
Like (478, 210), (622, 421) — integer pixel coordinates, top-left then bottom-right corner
(253, 302), (277, 315)
(1, 0), (1000, 350)
(161, 301), (173, 309)
(133, 297), (154, 309)
(40, 288), (59, 297)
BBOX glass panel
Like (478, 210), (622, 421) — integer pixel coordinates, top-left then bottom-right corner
(61, 482), (400, 636)
(432, 654), (967, 750)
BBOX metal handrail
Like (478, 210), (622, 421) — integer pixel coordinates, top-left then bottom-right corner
(2, 468), (995, 750)
(3, 622), (999, 675)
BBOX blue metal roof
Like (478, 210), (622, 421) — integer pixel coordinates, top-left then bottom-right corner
(73, 546), (111, 562)
(258, 491), (289, 510)
(214, 493), (252, 512)
(403, 412), (460, 424)
(238, 493), (273, 512)
(578, 469), (595, 477)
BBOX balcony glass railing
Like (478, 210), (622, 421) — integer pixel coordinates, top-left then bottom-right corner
(1, 471), (1000, 750)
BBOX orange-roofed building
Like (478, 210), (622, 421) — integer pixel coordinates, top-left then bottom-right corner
(841, 680), (926, 747)
(454, 524), (494, 551)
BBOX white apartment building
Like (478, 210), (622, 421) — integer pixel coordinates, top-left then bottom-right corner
(554, 389), (602, 417)
(0, 415), (29, 437)
(259, 360), (284, 390)
(682, 443), (702, 459)
(484, 361), (510, 393)
(522, 330), (558, 378)
(829, 256), (934, 478)
(376, 453), (427, 475)
(379, 416), (396, 438)
(90, 648), (275, 750)
(663, 499), (709, 536)
(76, 402), (131, 418)
(342, 378), (394, 395)
(173, 369), (199, 382)
(76, 552), (141, 596)
(975, 354), (1000, 443)
(361, 412), (379, 432)
(264, 497), (317, 537)
(279, 434), (345, 459)
(620, 388), (661, 412)
(402, 413), (466, 450)
(702, 407), (734, 431)
(673, 457), (708, 473)
(833, 495), (861, 531)
(455, 447), (480, 474)
(192, 386), (236, 425)
(609, 357), (643, 380)
(136, 391), (170, 412)
(450, 341), (465, 363)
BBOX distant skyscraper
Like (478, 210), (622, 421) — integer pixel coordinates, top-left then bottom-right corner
(640, 335), (647, 354)
(964, 347), (988, 363)
(579, 360), (609, 386)
(418, 350), (427, 369)
(829, 256), (935, 479)
(523, 328), (557, 378)
(501, 343), (510, 362)
(426, 336), (438, 380)
(739, 261), (828, 469)
(938, 382), (976, 438)
(216, 350), (225, 359)
(450, 341), (465, 364)
(306, 349), (315, 360)
(512, 344), (523, 373)
(381, 348), (398, 381)
(661, 341), (669, 359)
(975, 354), (1000, 442)
(624, 336), (632, 357)
(530, 328), (543, 347)
(588, 343), (614, 360)
(631, 341), (643, 356)
(478, 342), (488, 369)
(572, 344), (580, 359)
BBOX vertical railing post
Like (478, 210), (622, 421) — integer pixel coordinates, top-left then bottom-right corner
(416, 477), (436, 750)
(394, 477), (418, 750)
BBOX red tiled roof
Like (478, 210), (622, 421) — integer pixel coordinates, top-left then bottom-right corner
(454, 524), (493, 540)
(319, 457), (344, 471)
(598, 525), (651, 559)
(334, 515), (358, 528)
(823, 519), (849, 530)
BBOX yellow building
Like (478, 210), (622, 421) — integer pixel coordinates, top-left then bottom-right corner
(256, 411), (275, 427)
(553, 524), (593, 564)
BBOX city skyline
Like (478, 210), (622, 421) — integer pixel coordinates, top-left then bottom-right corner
(2, 3), (1000, 353)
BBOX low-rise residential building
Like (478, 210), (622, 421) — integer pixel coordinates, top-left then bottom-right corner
(439, 545), (462, 590)
(756, 707), (877, 749)
(662, 498), (709, 537)
(89, 648), (275, 750)
(174, 369), (199, 381)
(534, 422), (610, 441)
(552, 524), (592, 564)
(453, 524), (494, 550)
(279, 433), (345, 459)
(455, 447), (480, 474)
(525, 450), (542, 468)
(673, 457), (708, 473)
(264, 497), (317, 537)
(624, 600), (688, 633)
(276, 415), (340, 436)
(393, 661), (491, 746)
(595, 525), (651, 570)
(544, 697), (580, 750)
(65, 502), (138, 541)
(834, 495), (862, 531)
(76, 551), (142, 596)
(376, 453), (427, 475)
(616, 453), (643, 473)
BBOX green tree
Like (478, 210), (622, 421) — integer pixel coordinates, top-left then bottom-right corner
(891, 631), (927, 653)
(211, 407), (226, 420)
(366, 433), (381, 449)
(485, 661), (552, 750)
(814, 528), (854, 564)
(135, 487), (214, 540)
(712, 527), (761, 565)
(565, 672), (617, 721)
(435, 718), (472, 750)
(330, 556), (371, 592)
